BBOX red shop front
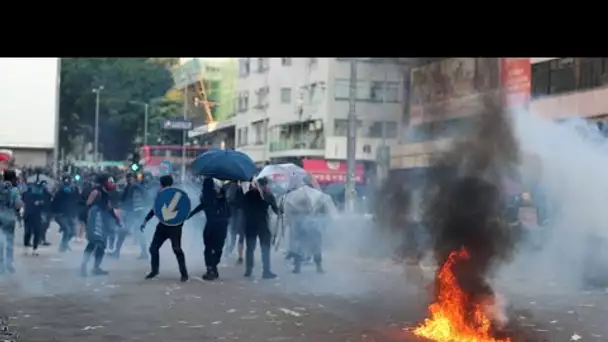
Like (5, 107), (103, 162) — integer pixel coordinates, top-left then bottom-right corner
(301, 159), (365, 184)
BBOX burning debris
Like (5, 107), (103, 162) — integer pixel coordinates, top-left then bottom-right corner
(413, 96), (523, 342)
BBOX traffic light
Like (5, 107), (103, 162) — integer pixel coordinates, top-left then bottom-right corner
(74, 174), (81, 181)
(130, 163), (140, 172)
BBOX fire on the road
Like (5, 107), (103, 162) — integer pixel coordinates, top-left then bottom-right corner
(413, 248), (511, 342)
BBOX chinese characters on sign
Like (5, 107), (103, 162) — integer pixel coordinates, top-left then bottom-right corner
(500, 58), (531, 109)
(311, 173), (363, 183)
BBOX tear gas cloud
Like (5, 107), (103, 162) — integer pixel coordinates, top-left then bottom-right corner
(499, 110), (608, 293)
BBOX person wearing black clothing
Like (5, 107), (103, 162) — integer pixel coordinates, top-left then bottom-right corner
(22, 177), (51, 255)
(140, 175), (189, 282)
(188, 178), (231, 281)
(80, 174), (122, 277)
(242, 177), (280, 279)
(111, 173), (148, 259)
(52, 175), (79, 252)
(39, 180), (53, 246)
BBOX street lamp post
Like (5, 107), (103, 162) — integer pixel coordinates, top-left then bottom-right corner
(92, 85), (104, 163)
(129, 100), (150, 145)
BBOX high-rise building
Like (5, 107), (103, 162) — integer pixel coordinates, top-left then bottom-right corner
(389, 57), (608, 182)
(189, 58), (404, 188)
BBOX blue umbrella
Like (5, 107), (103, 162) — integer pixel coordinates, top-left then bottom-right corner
(191, 148), (257, 181)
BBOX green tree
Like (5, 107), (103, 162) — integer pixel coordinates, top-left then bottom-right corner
(59, 58), (182, 160)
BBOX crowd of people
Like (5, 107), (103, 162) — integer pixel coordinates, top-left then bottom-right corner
(0, 166), (335, 283)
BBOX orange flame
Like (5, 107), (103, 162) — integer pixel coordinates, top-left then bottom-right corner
(413, 248), (511, 342)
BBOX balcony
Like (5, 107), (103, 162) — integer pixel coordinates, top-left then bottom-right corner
(268, 120), (325, 157)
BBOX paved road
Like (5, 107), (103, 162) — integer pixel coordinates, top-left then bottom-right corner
(0, 226), (607, 342)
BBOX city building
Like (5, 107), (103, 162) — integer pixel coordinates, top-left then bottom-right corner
(190, 58), (405, 188)
(389, 57), (608, 180)
(172, 58), (238, 148)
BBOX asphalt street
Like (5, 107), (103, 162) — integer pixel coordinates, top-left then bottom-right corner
(0, 224), (606, 342)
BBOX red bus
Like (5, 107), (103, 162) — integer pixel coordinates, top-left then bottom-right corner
(139, 145), (210, 167)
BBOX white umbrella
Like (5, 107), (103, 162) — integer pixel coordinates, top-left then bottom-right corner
(283, 186), (335, 216)
(257, 163), (309, 194)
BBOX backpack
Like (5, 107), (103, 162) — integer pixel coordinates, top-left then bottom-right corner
(0, 182), (16, 225)
(0, 182), (14, 211)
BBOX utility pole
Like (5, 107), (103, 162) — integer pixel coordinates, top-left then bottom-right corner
(128, 100), (150, 146)
(144, 103), (149, 145)
(92, 85), (104, 164)
(181, 84), (188, 183)
(345, 59), (358, 213)
(52, 58), (61, 177)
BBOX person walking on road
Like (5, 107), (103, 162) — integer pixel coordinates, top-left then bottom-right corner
(141, 175), (189, 282)
(80, 174), (122, 277)
(188, 177), (231, 281)
(0, 169), (23, 273)
(22, 174), (50, 256)
(242, 177), (280, 279)
(112, 173), (148, 259)
(52, 174), (79, 253)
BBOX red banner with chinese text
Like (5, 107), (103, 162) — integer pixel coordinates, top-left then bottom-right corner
(500, 58), (532, 109)
(302, 159), (365, 184)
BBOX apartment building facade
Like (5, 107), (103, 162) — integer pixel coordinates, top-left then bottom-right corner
(191, 57), (404, 186)
(390, 57), (608, 178)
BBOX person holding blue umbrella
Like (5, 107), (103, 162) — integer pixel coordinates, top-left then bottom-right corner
(187, 177), (231, 281)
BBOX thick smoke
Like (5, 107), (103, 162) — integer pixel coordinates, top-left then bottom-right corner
(423, 95), (522, 308)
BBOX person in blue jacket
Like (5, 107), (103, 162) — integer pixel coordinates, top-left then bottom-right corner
(80, 174), (122, 277)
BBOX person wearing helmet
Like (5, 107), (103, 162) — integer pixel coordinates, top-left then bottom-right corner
(111, 172), (148, 259)
(140, 175), (189, 282)
(22, 173), (52, 256)
(52, 174), (79, 252)
(0, 169), (23, 273)
(80, 174), (122, 276)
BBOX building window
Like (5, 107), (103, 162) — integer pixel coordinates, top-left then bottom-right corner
(549, 58), (576, 94)
(281, 58), (292, 66)
(531, 61), (550, 97)
(257, 58), (270, 73)
(334, 79), (350, 99)
(280, 87), (292, 104)
(237, 91), (249, 113)
(237, 127), (249, 146)
(367, 121), (384, 138)
(334, 119), (362, 136)
(532, 57), (608, 98)
(369, 81), (400, 102)
(255, 87), (269, 109)
(239, 58), (250, 78)
(385, 122), (398, 138)
(334, 79), (369, 100)
(253, 121), (265, 145)
(370, 82), (384, 102)
(577, 58), (603, 90)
